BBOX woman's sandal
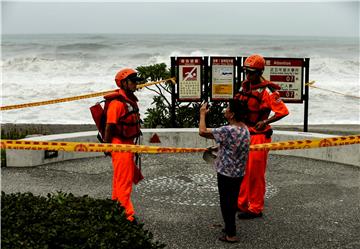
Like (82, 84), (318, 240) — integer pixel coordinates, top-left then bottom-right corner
(218, 235), (239, 243)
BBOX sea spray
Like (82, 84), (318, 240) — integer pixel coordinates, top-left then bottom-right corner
(2, 34), (359, 124)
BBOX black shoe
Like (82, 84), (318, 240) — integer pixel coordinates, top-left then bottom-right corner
(219, 235), (239, 243)
(132, 218), (138, 225)
(237, 211), (263, 219)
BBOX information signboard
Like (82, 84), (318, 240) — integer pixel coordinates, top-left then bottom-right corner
(262, 58), (304, 103)
(177, 57), (202, 101)
(171, 55), (310, 131)
(210, 57), (235, 101)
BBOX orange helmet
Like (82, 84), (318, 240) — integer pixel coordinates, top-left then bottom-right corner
(115, 68), (137, 87)
(243, 54), (265, 71)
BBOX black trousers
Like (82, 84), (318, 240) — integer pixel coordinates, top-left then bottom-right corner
(217, 173), (243, 237)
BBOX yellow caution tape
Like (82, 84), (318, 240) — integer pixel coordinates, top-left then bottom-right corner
(304, 80), (316, 86)
(305, 81), (360, 99)
(1, 135), (359, 153)
(137, 77), (176, 89)
(0, 90), (115, 111)
(0, 139), (206, 154)
(0, 78), (176, 111)
(251, 134), (360, 151)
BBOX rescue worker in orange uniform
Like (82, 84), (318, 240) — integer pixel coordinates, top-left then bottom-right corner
(104, 68), (143, 222)
(235, 54), (289, 219)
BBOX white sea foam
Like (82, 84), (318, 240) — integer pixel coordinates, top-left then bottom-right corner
(1, 34), (359, 125)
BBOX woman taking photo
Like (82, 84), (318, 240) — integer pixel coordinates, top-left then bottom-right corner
(199, 99), (250, 243)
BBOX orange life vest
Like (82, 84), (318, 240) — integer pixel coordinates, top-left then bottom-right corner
(105, 90), (141, 140)
(235, 79), (281, 133)
(90, 89), (141, 141)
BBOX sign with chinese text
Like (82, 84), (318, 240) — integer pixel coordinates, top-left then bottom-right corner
(262, 58), (304, 103)
(177, 57), (202, 101)
(210, 57), (235, 101)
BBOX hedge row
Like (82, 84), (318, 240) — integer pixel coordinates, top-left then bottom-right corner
(1, 192), (165, 249)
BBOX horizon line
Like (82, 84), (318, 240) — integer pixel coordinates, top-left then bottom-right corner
(2, 32), (358, 39)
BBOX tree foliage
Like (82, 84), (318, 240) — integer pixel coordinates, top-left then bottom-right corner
(136, 63), (226, 128)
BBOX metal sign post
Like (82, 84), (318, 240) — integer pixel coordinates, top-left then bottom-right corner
(170, 57), (177, 127)
(170, 56), (207, 127)
(304, 58), (310, 132)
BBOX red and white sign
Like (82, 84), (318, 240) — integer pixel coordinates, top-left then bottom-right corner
(263, 58), (304, 103)
(182, 66), (198, 81)
(177, 57), (202, 101)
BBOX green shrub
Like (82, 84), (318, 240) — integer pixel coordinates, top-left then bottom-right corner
(136, 63), (226, 128)
(1, 126), (46, 140)
(1, 192), (165, 249)
(1, 149), (6, 167)
(0, 126), (48, 167)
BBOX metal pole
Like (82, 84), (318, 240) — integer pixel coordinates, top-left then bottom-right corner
(304, 58), (310, 132)
(203, 56), (209, 101)
(236, 57), (243, 92)
(170, 57), (177, 128)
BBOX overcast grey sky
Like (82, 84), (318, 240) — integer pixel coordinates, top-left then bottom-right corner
(2, 1), (359, 37)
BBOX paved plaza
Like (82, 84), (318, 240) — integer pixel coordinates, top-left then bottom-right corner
(2, 153), (359, 249)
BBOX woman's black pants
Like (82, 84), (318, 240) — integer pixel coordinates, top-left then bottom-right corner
(217, 173), (243, 237)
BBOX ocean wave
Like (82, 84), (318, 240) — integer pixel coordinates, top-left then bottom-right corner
(56, 43), (112, 51)
(311, 57), (359, 78)
(2, 56), (55, 72)
(2, 34), (359, 124)
(83, 35), (107, 40)
(131, 52), (161, 59)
